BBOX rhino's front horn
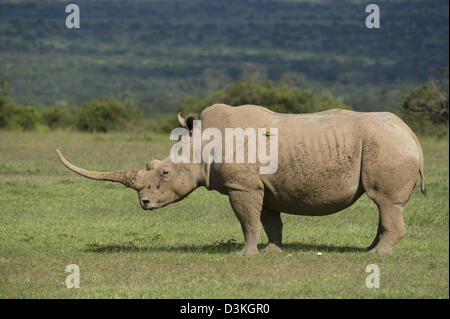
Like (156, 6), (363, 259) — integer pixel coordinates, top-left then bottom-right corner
(56, 149), (144, 190)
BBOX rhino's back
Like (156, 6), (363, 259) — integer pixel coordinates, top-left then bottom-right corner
(200, 103), (362, 130)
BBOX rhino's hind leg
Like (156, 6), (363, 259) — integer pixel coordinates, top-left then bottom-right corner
(364, 180), (411, 254)
(367, 203), (406, 254)
(261, 209), (283, 253)
(361, 146), (420, 254)
(228, 190), (264, 256)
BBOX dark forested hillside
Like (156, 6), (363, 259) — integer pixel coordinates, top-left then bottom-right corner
(0, 0), (448, 114)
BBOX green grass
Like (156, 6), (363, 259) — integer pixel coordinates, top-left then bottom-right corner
(0, 130), (448, 298)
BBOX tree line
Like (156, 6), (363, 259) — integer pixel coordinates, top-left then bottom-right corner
(0, 69), (448, 137)
(0, 83), (140, 132)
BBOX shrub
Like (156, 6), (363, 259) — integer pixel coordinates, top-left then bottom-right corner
(0, 82), (142, 132)
(11, 106), (43, 131)
(77, 98), (141, 132)
(0, 97), (43, 131)
(41, 105), (77, 129)
(0, 95), (17, 129)
(401, 68), (449, 128)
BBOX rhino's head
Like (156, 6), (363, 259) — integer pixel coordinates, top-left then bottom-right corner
(56, 113), (205, 210)
(56, 150), (201, 210)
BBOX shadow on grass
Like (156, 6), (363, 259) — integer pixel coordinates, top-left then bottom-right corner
(84, 241), (366, 254)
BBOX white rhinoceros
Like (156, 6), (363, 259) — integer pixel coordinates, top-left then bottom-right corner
(57, 104), (426, 255)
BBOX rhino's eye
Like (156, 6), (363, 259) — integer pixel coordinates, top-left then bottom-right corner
(163, 170), (169, 175)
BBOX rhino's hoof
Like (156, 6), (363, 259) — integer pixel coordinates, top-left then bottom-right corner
(263, 243), (283, 253)
(237, 247), (260, 256)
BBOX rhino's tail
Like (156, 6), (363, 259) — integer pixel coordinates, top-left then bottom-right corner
(419, 164), (426, 196)
(417, 139), (426, 196)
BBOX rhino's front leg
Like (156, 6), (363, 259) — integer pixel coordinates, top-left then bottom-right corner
(228, 190), (264, 256)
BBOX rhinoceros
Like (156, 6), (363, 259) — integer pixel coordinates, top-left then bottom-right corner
(56, 104), (426, 255)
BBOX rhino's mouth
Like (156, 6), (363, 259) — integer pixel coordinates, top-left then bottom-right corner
(142, 205), (158, 211)
(140, 199), (159, 210)
(140, 197), (173, 210)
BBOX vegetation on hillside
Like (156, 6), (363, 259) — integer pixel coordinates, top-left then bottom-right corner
(0, 0), (448, 114)
(1, 71), (449, 137)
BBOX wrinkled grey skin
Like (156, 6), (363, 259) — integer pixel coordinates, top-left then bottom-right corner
(57, 104), (426, 255)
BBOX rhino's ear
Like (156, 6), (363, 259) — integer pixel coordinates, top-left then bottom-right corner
(146, 159), (161, 171)
(185, 114), (198, 132)
(178, 113), (198, 132)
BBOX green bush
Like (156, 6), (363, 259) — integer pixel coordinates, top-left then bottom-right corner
(0, 95), (16, 129)
(401, 68), (449, 128)
(77, 98), (141, 132)
(41, 105), (77, 129)
(144, 113), (176, 134)
(0, 95), (43, 131)
(400, 68), (449, 137)
(12, 106), (43, 131)
(1, 81), (142, 132)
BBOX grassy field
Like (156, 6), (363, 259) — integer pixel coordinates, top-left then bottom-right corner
(0, 130), (448, 298)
